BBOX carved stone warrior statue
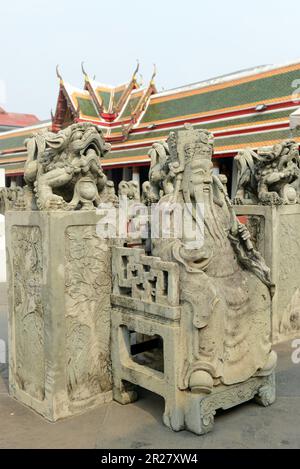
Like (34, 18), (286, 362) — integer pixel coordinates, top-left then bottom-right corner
(233, 140), (300, 205)
(23, 122), (116, 211)
(151, 125), (277, 393)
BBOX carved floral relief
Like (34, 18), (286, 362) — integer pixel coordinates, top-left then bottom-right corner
(12, 226), (45, 401)
(65, 226), (112, 401)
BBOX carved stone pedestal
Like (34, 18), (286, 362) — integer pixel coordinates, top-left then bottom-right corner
(234, 204), (300, 342)
(6, 211), (112, 421)
(179, 373), (275, 435)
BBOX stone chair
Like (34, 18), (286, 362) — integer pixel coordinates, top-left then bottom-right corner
(110, 246), (275, 435)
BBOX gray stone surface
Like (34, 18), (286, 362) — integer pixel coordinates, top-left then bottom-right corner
(234, 204), (300, 342)
(233, 140), (300, 205)
(0, 339), (298, 448)
(5, 211), (113, 421)
(24, 123), (112, 211)
(111, 126), (277, 436)
(0, 283), (8, 361)
(0, 282), (7, 311)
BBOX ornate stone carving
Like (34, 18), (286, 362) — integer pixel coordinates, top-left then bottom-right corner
(197, 373), (276, 434)
(233, 140), (300, 205)
(110, 125), (277, 435)
(112, 247), (179, 307)
(65, 226), (112, 401)
(150, 126), (275, 393)
(118, 180), (140, 204)
(24, 122), (115, 211)
(102, 180), (119, 206)
(7, 211), (113, 421)
(276, 214), (300, 337)
(254, 373), (276, 406)
(0, 187), (27, 214)
(11, 226), (44, 401)
(244, 215), (265, 252)
(170, 126), (277, 379)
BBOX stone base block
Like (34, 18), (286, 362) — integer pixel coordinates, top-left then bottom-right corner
(6, 211), (112, 421)
(234, 204), (300, 342)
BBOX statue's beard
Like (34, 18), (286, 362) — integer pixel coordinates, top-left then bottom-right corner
(192, 182), (226, 245)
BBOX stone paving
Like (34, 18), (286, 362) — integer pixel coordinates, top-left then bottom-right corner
(0, 283), (300, 449)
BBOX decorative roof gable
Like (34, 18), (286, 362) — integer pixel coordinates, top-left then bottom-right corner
(52, 63), (157, 134)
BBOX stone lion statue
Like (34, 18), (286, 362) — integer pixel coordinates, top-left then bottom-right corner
(233, 140), (300, 205)
(24, 122), (115, 211)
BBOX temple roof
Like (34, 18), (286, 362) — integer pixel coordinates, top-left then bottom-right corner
(0, 106), (39, 129)
(1, 60), (300, 174)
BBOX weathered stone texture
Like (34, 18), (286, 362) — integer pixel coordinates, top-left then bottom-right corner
(6, 211), (112, 421)
(234, 204), (300, 342)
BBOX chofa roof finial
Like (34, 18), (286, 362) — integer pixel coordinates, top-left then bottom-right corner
(132, 59), (140, 81)
(81, 61), (88, 80)
(56, 65), (63, 83)
(151, 64), (157, 85)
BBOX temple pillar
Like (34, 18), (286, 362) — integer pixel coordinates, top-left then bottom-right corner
(132, 166), (140, 188)
(122, 166), (132, 181)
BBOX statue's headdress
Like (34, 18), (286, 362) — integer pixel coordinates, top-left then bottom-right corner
(167, 123), (214, 167)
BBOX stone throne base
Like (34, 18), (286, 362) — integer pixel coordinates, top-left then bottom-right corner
(6, 211), (113, 421)
(111, 247), (276, 435)
(111, 304), (275, 435)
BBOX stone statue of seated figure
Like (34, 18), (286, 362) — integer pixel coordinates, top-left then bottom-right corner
(111, 125), (277, 434)
(150, 125), (277, 394)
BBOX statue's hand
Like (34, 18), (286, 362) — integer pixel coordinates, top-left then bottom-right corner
(238, 223), (250, 242)
(232, 197), (243, 205)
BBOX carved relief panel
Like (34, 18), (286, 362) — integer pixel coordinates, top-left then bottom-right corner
(11, 226), (45, 401)
(65, 226), (112, 401)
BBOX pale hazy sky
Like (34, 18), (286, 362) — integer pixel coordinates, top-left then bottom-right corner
(1, 0), (300, 119)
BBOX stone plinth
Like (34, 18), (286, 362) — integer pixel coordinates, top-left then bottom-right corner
(6, 211), (112, 421)
(234, 204), (300, 342)
(0, 215), (5, 282)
